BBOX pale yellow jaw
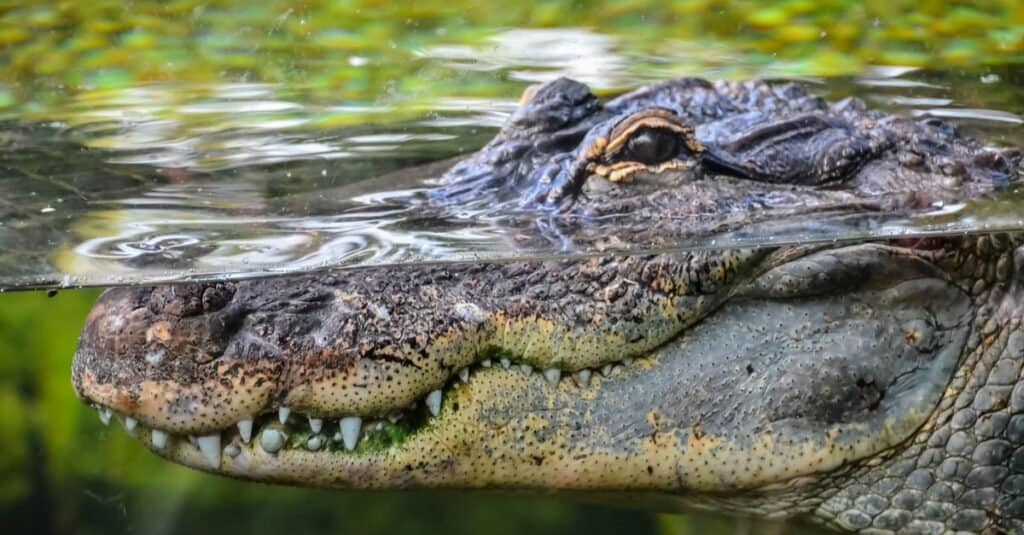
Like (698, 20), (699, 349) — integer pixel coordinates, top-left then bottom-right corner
(101, 351), (934, 495)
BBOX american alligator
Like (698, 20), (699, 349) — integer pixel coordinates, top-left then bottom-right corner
(73, 78), (1024, 533)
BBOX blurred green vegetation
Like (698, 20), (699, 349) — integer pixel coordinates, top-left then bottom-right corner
(1, 0), (1023, 115)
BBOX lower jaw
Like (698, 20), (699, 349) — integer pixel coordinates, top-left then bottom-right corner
(115, 360), (685, 490)
(119, 357), (867, 497)
(88, 350), (649, 476)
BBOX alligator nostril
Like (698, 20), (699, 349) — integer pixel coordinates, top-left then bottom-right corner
(148, 284), (204, 317)
(202, 283), (236, 313)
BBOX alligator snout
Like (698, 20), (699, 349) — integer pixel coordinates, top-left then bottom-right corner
(72, 283), (282, 436)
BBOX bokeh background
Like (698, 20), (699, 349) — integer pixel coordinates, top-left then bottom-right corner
(2, 1), (1023, 533)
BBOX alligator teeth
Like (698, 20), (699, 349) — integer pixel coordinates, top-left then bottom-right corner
(260, 429), (285, 453)
(237, 419), (253, 443)
(197, 434), (221, 468)
(308, 417), (323, 433)
(278, 407), (291, 424)
(152, 429), (168, 450)
(623, 357), (635, 366)
(123, 417), (137, 432)
(600, 364), (613, 377)
(225, 443), (241, 458)
(97, 406), (112, 426)
(426, 389), (443, 416)
(306, 436), (323, 451)
(574, 369), (592, 387)
(458, 367), (470, 383)
(499, 358), (511, 369)
(543, 368), (561, 385)
(339, 417), (362, 451)
(520, 364), (533, 376)
(481, 359), (492, 368)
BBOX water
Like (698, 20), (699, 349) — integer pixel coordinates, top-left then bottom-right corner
(1, 63), (1023, 290)
(2, 3), (1024, 534)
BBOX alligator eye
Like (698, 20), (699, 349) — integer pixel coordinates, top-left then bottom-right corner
(623, 128), (681, 165)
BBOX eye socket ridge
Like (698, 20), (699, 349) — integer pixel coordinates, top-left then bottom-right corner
(604, 109), (703, 166)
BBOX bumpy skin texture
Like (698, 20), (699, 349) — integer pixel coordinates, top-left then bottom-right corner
(73, 78), (1024, 534)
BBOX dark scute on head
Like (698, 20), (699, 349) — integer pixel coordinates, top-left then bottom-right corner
(504, 77), (602, 139)
(972, 148), (1022, 187)
(702, 114), (886, 185)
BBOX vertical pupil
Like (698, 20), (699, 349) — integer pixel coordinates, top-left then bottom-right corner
(626, 129), (678, 164)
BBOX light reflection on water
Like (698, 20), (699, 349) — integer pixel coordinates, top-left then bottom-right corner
(1, 29), (1023, 291)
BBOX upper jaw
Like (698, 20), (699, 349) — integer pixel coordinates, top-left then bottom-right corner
(71, 243), (777, 476)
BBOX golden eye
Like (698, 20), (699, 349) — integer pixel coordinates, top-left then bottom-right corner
(623, 128), (681, 165)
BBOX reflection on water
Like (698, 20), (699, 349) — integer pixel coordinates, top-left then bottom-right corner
(1, 61), (1023, 290)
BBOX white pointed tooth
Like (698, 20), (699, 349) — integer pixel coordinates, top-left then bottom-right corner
(306, 436), (323, 451)
(197, 434), (221, 468)
(236, 419), (253, 444)
(339, 417), (362, 451)
(123, 417), (137, 432)
(600, 364), (613, 377)
(458, 367), (470, 383)
(278, 406), (291, 424)
(623, 357), (635, 366)
(260, 429), (285, 453)
(97, 406), (112, 426)
(500, 358), (511, 369)
(309, 417), (323, 433)
(543, 368), (561, 385)
(480, 359), (492, 368)
(575, 369), (592, 387)
(520, 364), (533, 376)
(426, 389), (443, 416)
(225, 443), (241, 458)
(151, 429), (168, 450)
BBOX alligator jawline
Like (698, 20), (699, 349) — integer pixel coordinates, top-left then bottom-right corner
(91, 352), (650, 470)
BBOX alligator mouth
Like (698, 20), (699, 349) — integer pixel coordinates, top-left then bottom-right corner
(85, 351), (643, 472)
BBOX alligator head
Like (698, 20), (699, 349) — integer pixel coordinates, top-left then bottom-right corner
(73, 78), (1024, 533)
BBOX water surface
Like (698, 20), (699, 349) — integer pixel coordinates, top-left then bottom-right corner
(2, 63), (1023, 290)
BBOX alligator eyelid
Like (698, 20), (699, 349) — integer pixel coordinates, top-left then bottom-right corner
(604, 111), (702, 158)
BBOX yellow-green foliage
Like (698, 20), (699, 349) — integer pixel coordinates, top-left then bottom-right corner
(1, 1), (1022, 113)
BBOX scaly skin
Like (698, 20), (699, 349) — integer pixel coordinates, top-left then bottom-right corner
(73, 78), (1023, 533)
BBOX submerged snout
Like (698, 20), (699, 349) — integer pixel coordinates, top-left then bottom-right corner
(72, 244), (968, 501)
(73, 254), (743, 473)
(72, 283), (283, 434)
